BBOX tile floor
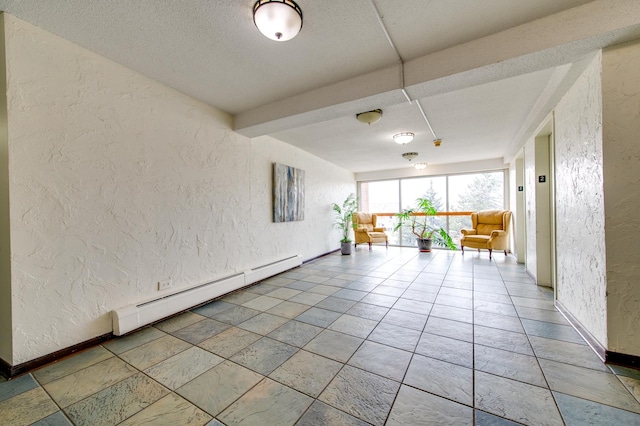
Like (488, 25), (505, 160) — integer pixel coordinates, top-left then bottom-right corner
(1, 247), (640, 425)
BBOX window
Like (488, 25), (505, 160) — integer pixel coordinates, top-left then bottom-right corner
(359, 170), (506, 247)
(360, 180), (399, 244)
(399, 177), (447, 246)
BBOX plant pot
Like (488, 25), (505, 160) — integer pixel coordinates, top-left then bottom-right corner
(341, 242), (352, 255)
(416, 238), (432, 252)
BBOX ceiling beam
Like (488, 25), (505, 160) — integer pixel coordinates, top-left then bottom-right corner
(234, 0), (640, 138)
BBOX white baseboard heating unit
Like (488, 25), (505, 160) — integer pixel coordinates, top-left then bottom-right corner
(112, 255), (302, 336)
(244, 255), (301, 285)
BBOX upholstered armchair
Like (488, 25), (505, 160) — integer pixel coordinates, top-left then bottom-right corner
(353, 212), (389, 249)
(460, 210), (512, 259)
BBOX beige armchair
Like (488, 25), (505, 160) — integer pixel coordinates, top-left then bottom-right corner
(353, 212), (388, 249)
(460, 210), (511, 259)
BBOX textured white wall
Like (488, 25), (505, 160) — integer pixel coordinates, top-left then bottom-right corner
(514, 158), (526, 263)
(250, 135), (355, 261)
(524, 140), (537, 280)
(602, 42), (640, 356)
(534, 136), (552, 286)
(0, 16), (12, 364)
(554, 53), (607, 347)
(3, 16), (354, 364)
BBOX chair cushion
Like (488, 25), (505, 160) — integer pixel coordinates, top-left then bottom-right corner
(461, 235), (490, 244)
(475, 210), (506, 235)
(367, 232), (388, 242)
(354, 213), (374, 232)
(477, 224), (502, 235)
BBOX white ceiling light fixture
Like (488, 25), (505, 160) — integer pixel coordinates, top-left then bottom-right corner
(393, 132), (414, 144)
(253, 0), (303, 42)
(414, 163), (427, 170)
(402, 152), (419, 162)
(356, 109), (383, 125)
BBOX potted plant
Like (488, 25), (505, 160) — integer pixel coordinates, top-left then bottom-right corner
(332, 193), (358, 255)
(394, 197), (456, 252)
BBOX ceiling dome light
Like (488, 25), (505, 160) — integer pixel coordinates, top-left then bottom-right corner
(253, 0), (303, 42)
(356, 109), (383, 125)
(393, 132), (415, 144)
(414, 163), (427, 170)
(402, 152), (419, 162)
(433, 139), (442, 147)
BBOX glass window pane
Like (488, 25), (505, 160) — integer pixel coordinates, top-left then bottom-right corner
(359, 180), (399, 245)
(400, 177), (447, 211)
(448, 172), (504, 212)
(360, 180), (399, 213)
(358, 171), (505, 248)
(448, 171), (504, 244)
(399, 177), (447, 247)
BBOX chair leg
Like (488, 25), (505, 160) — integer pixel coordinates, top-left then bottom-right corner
(489, 249), (493, 260)
(504, 250), (507, 256)
(368, 242), (372, 250)
(461, 245), (464, 254)
(478, 249), (480, 253)
(386, 241), (388, 248)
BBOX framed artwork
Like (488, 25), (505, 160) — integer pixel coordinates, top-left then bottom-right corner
(273, 163), (305, 222)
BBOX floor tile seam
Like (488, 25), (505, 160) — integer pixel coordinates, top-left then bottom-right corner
(5, 376), (70, 424)
(115, 385), (206, 424)
(420, 329), (473, 346)
(551, 389), (640, 418)
(473, 366), (556, 392)
(611, 370), (640, 405)
(29, 347), (119, 386)
(0, 375), (39, 404)
(379, 350), (421, 426)
(157, 315), (211, 334)
(203, 376), (273, 421)
(523, 333), (589, 348)
(470, 320), (527, 335)
(519, 316), (577, 330)
(266, 357), (340, 401)
(504, 288), (561, 410)
(509, 293), (595, 352)
(115, 340), (196, 376)
(507, 291), (557, 303)
(471, 261), (477, 418)
(400, 381), (476, 412)
(53, 368), (167, 418)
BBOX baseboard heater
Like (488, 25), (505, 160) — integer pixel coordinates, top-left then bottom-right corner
(244, 255), (301, 285)
(112, 255), (302, 335)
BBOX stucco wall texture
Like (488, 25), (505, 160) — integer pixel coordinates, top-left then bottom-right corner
(524, 140), (538, 281)
(554, 53), (608, 347)
(3, 15), (354, 364)
(602, 42), (640, 356)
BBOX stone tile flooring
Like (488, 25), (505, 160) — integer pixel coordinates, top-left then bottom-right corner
(2, 247), (640, 425)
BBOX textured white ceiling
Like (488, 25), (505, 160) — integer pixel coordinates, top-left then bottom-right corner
(1, 0), (639, 173)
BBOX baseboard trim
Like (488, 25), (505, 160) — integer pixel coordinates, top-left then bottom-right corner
(0, 332), (113, 379)
(555, 300), (640, 369)
(606, 350), (640, 368)
(525, 268), (536, 282)
(303, 249), (340, 264)
(556, 305), (640, 368)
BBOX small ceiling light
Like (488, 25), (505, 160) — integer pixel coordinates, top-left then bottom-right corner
(356, 109), (383, 125)
(414, 163), (427, 170)
(433, 139), (442, 147)
(402, 152), (419, 162)
(253, 0), (303, 42)
(393, 132), (415, 145)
